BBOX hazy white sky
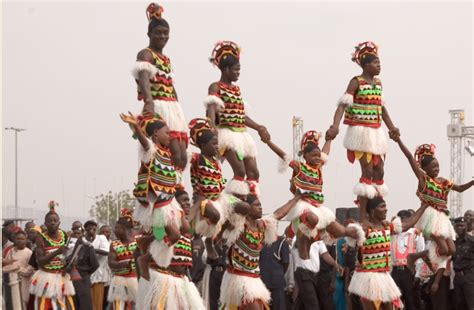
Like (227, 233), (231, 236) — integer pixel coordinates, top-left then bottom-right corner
(2, 1), (473, 226)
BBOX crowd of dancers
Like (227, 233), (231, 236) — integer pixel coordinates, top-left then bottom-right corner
(2, 3), (474, 310)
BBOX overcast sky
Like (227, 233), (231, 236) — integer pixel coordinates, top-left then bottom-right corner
(2, 1), (473, 227)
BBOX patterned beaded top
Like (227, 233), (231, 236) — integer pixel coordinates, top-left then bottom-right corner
(110, 239), (138, 277)
(344, 76), (383, 128)
(357, 222), (400, 273)
(136, 48), (176, 102)
(417, 175), (453, 211)
(169, 235), (193, 268)
(134, 144), (177, 208)
(228, 222), (266, 277)
(40, 230), (67, 272)
(289, 160), (324, 207)
(212, 82), (246, 132)
(190, 153), (225, 201)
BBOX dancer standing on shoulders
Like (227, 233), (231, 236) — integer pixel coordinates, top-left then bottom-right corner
(204, 40), (271, 198)
(132, 3), (188, 178)
(326, 41), (399, 199)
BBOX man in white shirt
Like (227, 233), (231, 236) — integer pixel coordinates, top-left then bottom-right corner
(84, 220), (111, 310)
(292, 239), (343, 310)
(390, 210), (425, 310)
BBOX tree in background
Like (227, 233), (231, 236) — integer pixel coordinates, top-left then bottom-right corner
(89, 190), (136, 225)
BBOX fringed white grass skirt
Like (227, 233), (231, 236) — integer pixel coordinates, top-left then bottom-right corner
(107, 275), (138, 303)
(133, 198), (182, 231)
(284, 200), (336, 238)
(348, 271), (401, 303)
(416, 206), (455, 239)
(219, 271), (271, 308)
(343, 125), (387, 155)
(149, 239), (175, 268)
(194, 194), (234, 238)
(427, 240), (449, 270)
(153, 99), (187, 133)
(218, 128), (257, 159)
(29, 270), (75, 298)
(137, 269), (205, 310)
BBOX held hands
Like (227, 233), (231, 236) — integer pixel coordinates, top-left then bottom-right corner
(335, 264), (345, 276)
(388, 127), (401, 142)
(257, 126), (271, 143)
(120, 112), (138, 126)
(325, 125), (339, 141)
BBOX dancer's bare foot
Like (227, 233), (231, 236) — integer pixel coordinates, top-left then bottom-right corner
(137, 253), (151, 281)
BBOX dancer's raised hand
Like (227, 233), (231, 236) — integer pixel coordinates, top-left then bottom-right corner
(120, 112), (138, 126)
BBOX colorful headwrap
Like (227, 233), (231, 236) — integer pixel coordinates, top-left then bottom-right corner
(415, 144), (436, 165)
(146, 3), (164, 21)
(188, 118), (214, 146)
(300, 130), (321, 154)
(352, 41), (379, 67)
(136, 112), (167, 138)
(209, 41), (241, 67)
(117, 208), (134, 229)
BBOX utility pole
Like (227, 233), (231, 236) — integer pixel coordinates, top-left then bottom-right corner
(5, 127), (26, 218)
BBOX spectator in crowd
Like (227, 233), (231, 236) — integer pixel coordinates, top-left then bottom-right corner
(85, 220), (111, 310)
(68, 223), (99, 309)
(3, 230), (35, 309)
(292, 238), (343, 310)
(260, 234), (290, 310)
(390, 209), (425, 310)
(202, 237), (228, 310)
(464, 210), (474, 236)
(100, 225), (112, 241)
(452, 216), (474, 310)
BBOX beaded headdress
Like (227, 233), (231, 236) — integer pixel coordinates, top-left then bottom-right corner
(415, 144), (436, 164)
(300, 130), (321, 153)
(209, 41), (241, 67)
(146, 3), (164, 21)
(352, 41), (379, 67)
(188, 118), (213, 146)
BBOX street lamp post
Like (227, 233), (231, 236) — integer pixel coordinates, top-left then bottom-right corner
(5, 127), (26, 218)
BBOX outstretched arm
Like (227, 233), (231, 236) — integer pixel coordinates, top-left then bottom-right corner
(321, 139), (332, 156)
(136, 50), (155, 114)
(395, 138), (425, 184)
(245, 116), (270, 143)
(265, 140), (288, 160)
(273, 196), (300, 220)
(452, 180), (474, 193)
(401, 204), (428, 232)
(326, 78), (358, 140)
(382, 106), (400, 138)
(120, 112), (150, 151)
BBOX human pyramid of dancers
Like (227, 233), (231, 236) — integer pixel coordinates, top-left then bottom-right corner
(28, 3), (474, 310)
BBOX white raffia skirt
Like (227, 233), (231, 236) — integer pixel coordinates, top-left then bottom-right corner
(219, 271), (271, 308)
(29, 270), (75, 298)
(133, 198), (182, 232)
(283, 200), (336, 238)
(416, 206), (456, 239)
(343, 125), (387, 155)
(348, 271), (401, 303)
(107, 275), (138, 303)
(194, 193), (235, 238)
(137, 269), (205, 310)
(217, 128), (257, 159)
(153, 99), (187, 134)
